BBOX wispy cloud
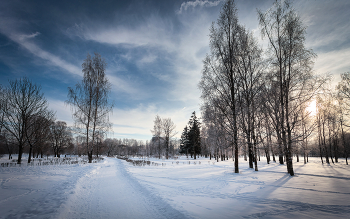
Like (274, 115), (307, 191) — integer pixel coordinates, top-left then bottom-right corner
(314, 47), (350, 82)
(18, 31), (41, 40)
(0, 19), (81, 77)
(107, 74), (141, 97)
(68, 17), (176, 52)
(177, 0), (222, 14)
(67, 12), (210, 105)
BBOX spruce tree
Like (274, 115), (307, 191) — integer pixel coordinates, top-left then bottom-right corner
(179, 126), (190, 157)
(188, 111), (201, 159)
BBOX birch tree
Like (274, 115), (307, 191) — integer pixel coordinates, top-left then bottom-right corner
(67, 53), (113, 163)
(162, 118), (177, 159)
(199, 0), (240, 173)
(151, 115), (163, 159)
(258, 0), (318, 176)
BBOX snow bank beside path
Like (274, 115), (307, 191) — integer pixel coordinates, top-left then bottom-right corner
(126, 156), (350, 219)
(0, 160), (94, 218)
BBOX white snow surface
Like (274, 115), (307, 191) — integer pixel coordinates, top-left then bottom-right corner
(0, 155), (350, 219)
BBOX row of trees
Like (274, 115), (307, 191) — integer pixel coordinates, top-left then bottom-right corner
(314, 73), (350, 165)
(198, 0), (325, 176)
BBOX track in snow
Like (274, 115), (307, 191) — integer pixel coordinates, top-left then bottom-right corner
(57, 157), (188, 219)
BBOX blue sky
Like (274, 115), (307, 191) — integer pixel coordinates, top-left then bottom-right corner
(0, 0), (349, 141)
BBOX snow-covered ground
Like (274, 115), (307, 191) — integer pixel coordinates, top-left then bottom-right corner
(0, 155), (349, 219)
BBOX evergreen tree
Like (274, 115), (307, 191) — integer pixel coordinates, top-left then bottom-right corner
(188, 111), (201, 159)
(179, 126), (190, 156)
(179, 112), (201, 159)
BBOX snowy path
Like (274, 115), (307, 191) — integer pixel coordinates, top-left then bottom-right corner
(56, 157), (188, 219)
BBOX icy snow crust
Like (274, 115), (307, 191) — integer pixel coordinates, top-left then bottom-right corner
(0, 156), (350, 219)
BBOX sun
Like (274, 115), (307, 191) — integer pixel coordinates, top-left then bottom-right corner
(306, 100), (317, 117)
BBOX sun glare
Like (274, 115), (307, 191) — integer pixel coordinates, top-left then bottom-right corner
(306, 100), (317, 117)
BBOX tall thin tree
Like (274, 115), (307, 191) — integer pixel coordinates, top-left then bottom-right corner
(67, 53), (113, 163)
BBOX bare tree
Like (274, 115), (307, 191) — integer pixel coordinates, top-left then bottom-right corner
(0, 129), (16, 160)
(337, 72), (350, 111)
(67, 53), (113, 163)
(0, 78), (52, 164)
(202, 108), (228, 162)
(261, 77), (284, 164)
(95, 130), (105, 157)
(299, 104), (315, 164)
(236, 25), (265, 171)
(162, 118), (177, 159)
(49, 121), (73, 157)
(104, 138), (117, 156)
(151, 115), (163, 159)
(258, 0), (319, 176)
(337, 72), (350, 164)
(316, 92), (337, 164)
(337, 93), (349, 165)
(199, 0), (240, 173)
(26, 114), (55, 163)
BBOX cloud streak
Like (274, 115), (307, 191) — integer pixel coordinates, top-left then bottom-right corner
(177, 0), (222, 14)
(313, 47), (350, 82)
(0, 19), (81, 77)
(68, 17), (176, 52)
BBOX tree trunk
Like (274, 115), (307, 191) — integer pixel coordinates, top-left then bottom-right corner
(18, 145), (23, 164)
(158, 138), (161, 159)
(194, 143), (196, 160)
(216, 147), (219, 162)
(265, 148), (270, 164)
(28, 145), (32, 163)
(253, 135), (258, 171)
(234, 143), (238, 173)
(248, 141), (253, 168)
(318, 133), (323, 164)
(334, 138), (338, 163)
(322, 122), (329, 164)
(88, 151), (93, 163)
(296, 153), (299, 162)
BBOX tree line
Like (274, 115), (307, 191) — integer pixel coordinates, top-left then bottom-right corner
(0, 78), (74, 163)
(196, 0), (350, 176)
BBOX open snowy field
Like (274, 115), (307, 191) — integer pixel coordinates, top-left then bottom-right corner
(0, 155), (349, 219)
